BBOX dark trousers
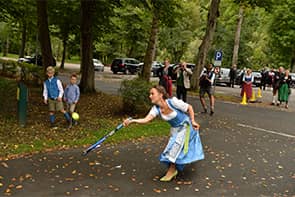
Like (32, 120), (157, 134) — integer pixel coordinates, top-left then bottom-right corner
(176, 85), (187, 102)
(230, 78), (235, 88)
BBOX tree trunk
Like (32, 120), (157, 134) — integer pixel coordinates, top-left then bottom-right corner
(79, 0), (95, 93)
(191, 0), (220, 90)
(232, 5), (244, 67)
(127, 46), (134, 58)
(60, 37), (67, 70)
(19, 21), (27, 58)
(36, 0), (54, 71)
(140, 12), (159, 82)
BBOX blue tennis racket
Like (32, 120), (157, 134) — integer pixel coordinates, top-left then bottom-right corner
(82, 118), (131, 155)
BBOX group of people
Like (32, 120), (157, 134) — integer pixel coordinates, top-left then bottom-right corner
(261, 67), (292, 108)
(158, 60), (217, 116)
(43, 66), (80, 129)
(42, 61), (211, 182)
(238, 66), (292, 108)
(43, 61), (291, 183)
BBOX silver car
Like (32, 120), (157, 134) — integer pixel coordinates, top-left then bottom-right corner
(93, 59), (104, 72)
(215, 68), (231, 86)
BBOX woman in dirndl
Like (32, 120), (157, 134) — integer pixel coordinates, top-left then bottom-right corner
(123, 85), (204, 182)
(240, 69), (254, 102)
(278, 69), (292, 108)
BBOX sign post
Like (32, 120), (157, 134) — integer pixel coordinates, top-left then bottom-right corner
(214, 50), (223, 67)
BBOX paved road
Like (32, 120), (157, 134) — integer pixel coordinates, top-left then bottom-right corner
(1, 62), (294, 196)
(1, 97), (294, 196)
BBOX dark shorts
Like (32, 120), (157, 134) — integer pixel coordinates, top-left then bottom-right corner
(199, 86), (214, 97)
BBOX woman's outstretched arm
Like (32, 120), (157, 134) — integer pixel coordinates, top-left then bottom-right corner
(123, 114), (155, 127)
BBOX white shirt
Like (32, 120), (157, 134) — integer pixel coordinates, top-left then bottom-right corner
(148, 97), (189, 121)
(43, 77), (64, 100)
(200, 68), (216, 85)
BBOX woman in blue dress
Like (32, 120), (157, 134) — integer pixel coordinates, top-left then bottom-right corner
(123, 85), (204, 182)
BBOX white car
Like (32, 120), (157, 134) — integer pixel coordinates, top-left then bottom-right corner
(93, 59), (104, 72)
(215, 68), (231, 86)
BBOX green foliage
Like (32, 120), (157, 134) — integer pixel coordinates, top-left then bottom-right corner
(268, 0), (295, 69)
(0, 58), (45, 83)
(212, 0), (271, 69)
(158, 0), (201, 63)
(119, 78), (152, 115)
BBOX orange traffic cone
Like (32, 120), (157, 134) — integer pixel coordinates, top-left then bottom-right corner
(240, 92), (247, 105)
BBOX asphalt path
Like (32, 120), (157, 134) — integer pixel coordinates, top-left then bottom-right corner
(0, 64), (294, 196)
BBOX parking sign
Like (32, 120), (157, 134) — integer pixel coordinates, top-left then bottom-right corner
(214, 50), (223, 61)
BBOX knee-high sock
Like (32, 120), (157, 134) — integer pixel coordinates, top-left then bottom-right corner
(64, 112), (71, 121)
(50, 114), (55, 124)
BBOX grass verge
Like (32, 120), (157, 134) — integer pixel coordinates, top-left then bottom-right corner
(0, 76), (170, 159)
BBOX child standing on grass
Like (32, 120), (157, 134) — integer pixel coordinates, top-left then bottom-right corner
(64, 73), (80, 125)
(43, 66), (72, 128)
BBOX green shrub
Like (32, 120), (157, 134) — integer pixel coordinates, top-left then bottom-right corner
(119, 78), (152, 115)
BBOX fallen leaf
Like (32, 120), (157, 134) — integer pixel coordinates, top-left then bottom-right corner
(153, 188), (161, 193)
(174, 187), (180, 191)
(1, 162), (9, 168)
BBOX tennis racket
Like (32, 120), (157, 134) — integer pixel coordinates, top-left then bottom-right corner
(82, 118), (131, 155)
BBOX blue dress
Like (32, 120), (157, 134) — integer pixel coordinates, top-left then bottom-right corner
(155, 98), (204, 171)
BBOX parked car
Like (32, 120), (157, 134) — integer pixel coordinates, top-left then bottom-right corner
(252, 71), (262, 87)
(288, 73), (295, 88)
(215, 67), (231, 86)
(93, 59), (104, 72)
(18, 54), (56, 67)
(111, 58), (142, 74)
(151, 61), (163, 77)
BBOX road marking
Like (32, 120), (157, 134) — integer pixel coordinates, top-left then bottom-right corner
(237, 123), (295, 139)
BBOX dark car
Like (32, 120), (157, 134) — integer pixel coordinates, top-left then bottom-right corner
(151, 61), (164, 77)
(252, 71), (262, 87)
(111, 58), (142, 74)
(18, 54), (56, 67)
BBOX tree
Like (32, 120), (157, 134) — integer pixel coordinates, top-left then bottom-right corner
(0, 0), (36, 58)
(191, 0), (221, 90)
(139, 0), (182, 82)
(36, 0), (54, 70)
(269, 0), (295, 71)
(158, 0), (200, 63)
(232, 4), (244, 67)
(48, 0), (80, 69)
(79, 0), (96, 93)
(141, 1), (159, 81)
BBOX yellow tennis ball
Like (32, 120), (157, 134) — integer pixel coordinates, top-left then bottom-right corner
(72, 112), (79, 120)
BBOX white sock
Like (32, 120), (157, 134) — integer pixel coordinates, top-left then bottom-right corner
(272, 96), (276, 103)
